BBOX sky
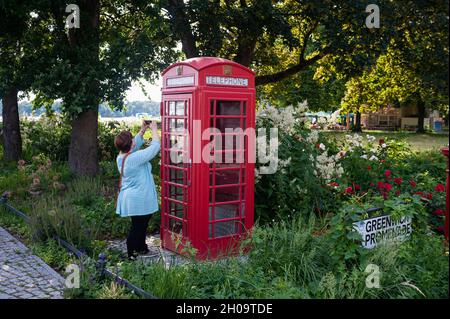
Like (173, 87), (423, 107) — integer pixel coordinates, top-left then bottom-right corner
(126, 78), (162, 102)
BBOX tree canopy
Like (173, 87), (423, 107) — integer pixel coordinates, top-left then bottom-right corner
(162, 0), (400, 85)
(341, 0), (449, 131)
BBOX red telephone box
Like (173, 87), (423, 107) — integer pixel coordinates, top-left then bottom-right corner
(160, 57), (256, 259)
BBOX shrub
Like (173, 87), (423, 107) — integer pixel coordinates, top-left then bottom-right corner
(255, 102), (343, 223)
(21, 115), (71, 161)
(20, 116), (135, 162)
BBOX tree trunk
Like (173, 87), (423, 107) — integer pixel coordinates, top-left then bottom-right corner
(166, 0), (198, 58)
(68, 109), (99, 176)
(64, 0), (100, 176)
(235, 37), (257, 67)
(1, 88), (22, 161)
(417, 99), (426, 133)
(352, 111), (363, 132)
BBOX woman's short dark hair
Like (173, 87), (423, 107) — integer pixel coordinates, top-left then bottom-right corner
(115, 131), (133, 153)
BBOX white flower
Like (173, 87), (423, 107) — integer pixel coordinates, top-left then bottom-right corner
(361, 154), (368, 159)
(369, 155), (378, 161)
(306, 130), (319, 144)
(366, 135), (376, 142)
(279, 157), (291, 168)
(319, 143), (326, 151)
(381, 143), (387, 149)
(257, 101), (309, 134)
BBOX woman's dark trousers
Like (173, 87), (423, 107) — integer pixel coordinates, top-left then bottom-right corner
(127, 214), (152, 258)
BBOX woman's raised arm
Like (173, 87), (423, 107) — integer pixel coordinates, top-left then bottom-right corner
(128, 121), (161, 165)
(131, 120), (150, 153)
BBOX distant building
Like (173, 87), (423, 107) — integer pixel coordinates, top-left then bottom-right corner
(361, 105), (441, 131)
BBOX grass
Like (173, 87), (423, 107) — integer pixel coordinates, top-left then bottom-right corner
(322, 131), (449, 152)
(118, 216), (449, 299)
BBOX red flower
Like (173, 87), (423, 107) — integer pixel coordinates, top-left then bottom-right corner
(380, 159), (386, 163)
(367, 165), (372, 171)
(395, 189), (401, 196)
(434, 209), (445, 216)
(329, 182), (339, 187)
(409, 180), (417, 187)
(382, 192), (389, 200)
(384, 183), (393, 191)
(377, 181), (385, 190)
(355, 184), (361, 191)
(370, 182), (375, 187)
(384, 170), (391, 178)
(345, 186), (353, 194)
(435, 183), (445, 192)
(414, 191), (424, 197)
(379, 138), (385, 146)
(436, 226), (444, 233)
(426, 193), (433, 200)
(394, 177), (403, 185)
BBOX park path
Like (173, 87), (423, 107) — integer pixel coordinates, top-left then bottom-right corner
(0, 226), (65, 299)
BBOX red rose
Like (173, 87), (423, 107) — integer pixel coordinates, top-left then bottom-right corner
(384, 170), (391, 178)
(426, 193), (433, 200)
(345, 186), (353, 194)
(384, 183), (393, 191)
(355, 184), (361, 191)
(380, 159), (386, 163)
(436, 226), (444, 233)
(395, 190), (401, 196)
(377, 181), (385, 190)
(409, 180), (417, 187)
(329, 182), (339, 187)
(435, 184), (445, 192)
(370, 182), (375, 187)
(434, 209), (445, 216)
(394, 177), (403, 185)
(367, 165), (372, 171)
(414, 191), (424, 197)
(382, 192), (389, 200)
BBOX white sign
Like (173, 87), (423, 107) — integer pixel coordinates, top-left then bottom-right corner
(206, 76), (248, 87)
(353, 214), (412, 249)
(167, 76), (195, 87)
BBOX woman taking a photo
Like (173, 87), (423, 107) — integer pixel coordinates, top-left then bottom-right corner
(114, 121), (160, 259)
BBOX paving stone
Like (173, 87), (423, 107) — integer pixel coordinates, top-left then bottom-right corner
(106, 234), (188, 268)
(0, 226), (65, 299)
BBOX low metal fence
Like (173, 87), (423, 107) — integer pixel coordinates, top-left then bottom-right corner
(0, 195), (157, 299)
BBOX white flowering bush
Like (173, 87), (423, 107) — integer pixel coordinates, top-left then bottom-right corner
(254, 101), (342, 222)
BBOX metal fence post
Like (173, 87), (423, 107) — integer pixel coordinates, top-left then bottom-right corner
(96, 253), (107, 281)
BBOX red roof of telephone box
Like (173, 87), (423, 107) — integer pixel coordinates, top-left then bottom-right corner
(162, 57), (255, 75)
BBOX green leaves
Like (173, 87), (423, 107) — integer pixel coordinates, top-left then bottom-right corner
(341, 1), (449, 115)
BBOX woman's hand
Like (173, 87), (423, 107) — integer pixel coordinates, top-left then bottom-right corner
(138, 120), (150, 137)
(150, 121), (160, 142)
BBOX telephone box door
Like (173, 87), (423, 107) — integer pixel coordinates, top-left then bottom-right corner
(200, 91), (255, 252)
(160, 94), (192, 251)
